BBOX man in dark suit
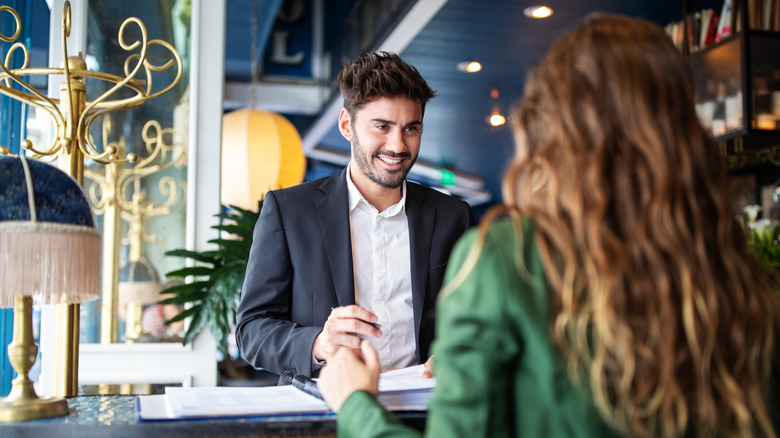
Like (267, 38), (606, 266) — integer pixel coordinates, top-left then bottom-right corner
(235, 52), (475, 382)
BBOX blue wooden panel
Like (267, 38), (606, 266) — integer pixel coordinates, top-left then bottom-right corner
(261, 0), (313, 78)
(0, 309), (12, 396)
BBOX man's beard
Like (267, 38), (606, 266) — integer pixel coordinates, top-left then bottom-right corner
(352, 130), (417, 189)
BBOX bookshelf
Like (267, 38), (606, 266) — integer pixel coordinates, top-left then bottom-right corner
(671, 0), (780, 211)
(689, 31), (780, 145)
(677, 1), (780, 142)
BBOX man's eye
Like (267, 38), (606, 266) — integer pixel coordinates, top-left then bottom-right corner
(375, 124), (387, 130)
(405, 126), (420, 133)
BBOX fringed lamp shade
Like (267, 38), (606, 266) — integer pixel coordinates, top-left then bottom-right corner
(0, 156), (101, 306)
(118, 258), (161, 306)
(118, 257), (161, 341)
(221, 108), (306, 211)
(0, 155), (100, 422)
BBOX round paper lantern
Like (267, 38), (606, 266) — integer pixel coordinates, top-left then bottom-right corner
(221, 109), (306, 211)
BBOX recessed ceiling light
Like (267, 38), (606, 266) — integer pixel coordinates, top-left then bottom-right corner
(488, 112), (506, 127)
(524, 6), (553, 19)
(456, 61), (482, 73)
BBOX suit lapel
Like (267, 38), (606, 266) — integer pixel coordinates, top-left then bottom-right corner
(314, 169), (355, 307)
(406, 183), (435, 347)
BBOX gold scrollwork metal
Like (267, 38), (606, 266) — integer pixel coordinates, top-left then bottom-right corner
(0, 2), (182, 165)
(85, 119), (187, 216)
(84, 118), (187, 350)
(85, 118), (187, 256)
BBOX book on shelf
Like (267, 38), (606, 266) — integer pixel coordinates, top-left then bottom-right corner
(665, 8), (721, 53)
(687, 12), (702, 53)
(746, 0), (780, 30)
(702, 9), (719, 47)
(668, 0), (780, 53)
(775, 0), (780, 30)
(762, 0), (773, 29)
(716, 0), (734, 42)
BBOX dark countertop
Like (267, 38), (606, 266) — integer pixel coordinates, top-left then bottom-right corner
(0, 395), (426, 438)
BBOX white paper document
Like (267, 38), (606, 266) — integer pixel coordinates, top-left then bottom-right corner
(136, 364), (436, 421)
(136, 394), (176, 421)
(164, 386), (329, 418)
(377, 389), (433, 411)
(378, 364), (436, 392)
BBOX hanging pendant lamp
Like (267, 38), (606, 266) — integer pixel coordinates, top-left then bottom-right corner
(221, 108), (306, 211)
(220, 0), (306, 212)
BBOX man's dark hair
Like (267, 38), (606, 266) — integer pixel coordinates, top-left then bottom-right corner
(337, 51), (436, 118)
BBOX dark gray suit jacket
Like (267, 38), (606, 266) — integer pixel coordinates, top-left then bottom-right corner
(235, 168), (475, 379)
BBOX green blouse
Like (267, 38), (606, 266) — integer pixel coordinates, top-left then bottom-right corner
(337, 219), (780, 437)
(337, 219), (616, 437)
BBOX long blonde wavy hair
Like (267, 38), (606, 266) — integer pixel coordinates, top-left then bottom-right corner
(474, 14), (778, 438)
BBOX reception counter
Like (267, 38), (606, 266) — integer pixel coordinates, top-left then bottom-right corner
(0, 395), (426, 437)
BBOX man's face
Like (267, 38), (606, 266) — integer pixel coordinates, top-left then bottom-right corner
(339, 97), (422, 190)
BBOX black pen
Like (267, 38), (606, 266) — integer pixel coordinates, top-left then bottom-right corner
(364, 320), (383, 330)
(330, 307), (383, 330)
(292, 375), (324, 400)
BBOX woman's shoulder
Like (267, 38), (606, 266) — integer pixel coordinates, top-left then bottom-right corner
(445, 217), (544, 298)
(454, 217), (536, 258)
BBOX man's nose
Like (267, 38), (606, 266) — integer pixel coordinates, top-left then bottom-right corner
(385, 128), (407, 152)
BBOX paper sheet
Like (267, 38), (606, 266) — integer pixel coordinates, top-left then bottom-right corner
(378, 364), (436, 392)
(136, 394), (176, 421)
(164, 385), (329, 418)
(377, 389), (434, 411)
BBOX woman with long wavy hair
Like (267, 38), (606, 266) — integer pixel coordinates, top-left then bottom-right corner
(318, 14), (780, 437)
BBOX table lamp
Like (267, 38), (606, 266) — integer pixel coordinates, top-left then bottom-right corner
(0, 155), (101, 421)
(118, 257), (162, 342)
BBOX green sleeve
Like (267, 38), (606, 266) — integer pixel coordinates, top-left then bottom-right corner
(337, 390), (421, 438)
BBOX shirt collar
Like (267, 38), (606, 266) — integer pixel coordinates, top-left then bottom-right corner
(346, 162), (406, 215)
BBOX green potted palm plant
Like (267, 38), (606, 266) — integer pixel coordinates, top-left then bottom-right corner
(159, 201), (261, 356)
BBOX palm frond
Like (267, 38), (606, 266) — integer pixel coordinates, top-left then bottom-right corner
(161, 202), (262, 355)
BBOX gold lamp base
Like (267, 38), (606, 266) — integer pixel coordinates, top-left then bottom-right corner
(0, 296), (69, 422)
(0, 395), (68, 422)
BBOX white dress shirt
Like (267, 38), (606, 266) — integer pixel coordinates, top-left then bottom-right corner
(346, 164), (417, 371)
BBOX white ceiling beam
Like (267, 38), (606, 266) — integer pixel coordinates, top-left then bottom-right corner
(223, 81), (328, 114)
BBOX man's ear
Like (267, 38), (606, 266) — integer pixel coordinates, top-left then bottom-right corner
(338, 108), (353, 142)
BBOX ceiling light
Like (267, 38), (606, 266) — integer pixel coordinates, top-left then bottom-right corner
(489, 112), (506, 127)
(487, 84), (506, 127)
(524, 6), (553, 19)
(456, 61), (481, 73)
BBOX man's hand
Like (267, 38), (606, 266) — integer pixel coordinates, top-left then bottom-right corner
(312, 305), (382, 362)
(422, 355), (434, 378)
(318, 340), (380, 412)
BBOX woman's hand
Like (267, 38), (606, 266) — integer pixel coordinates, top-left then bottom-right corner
(317, 339), (380, 412)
